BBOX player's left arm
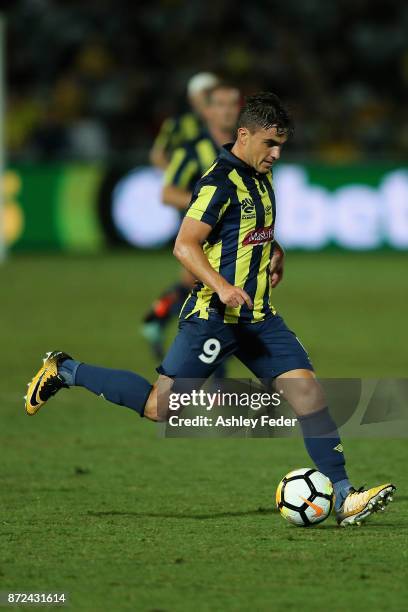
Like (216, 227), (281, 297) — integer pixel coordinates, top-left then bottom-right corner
(270, 240), (285, 288)
(161, 146), (198, 210)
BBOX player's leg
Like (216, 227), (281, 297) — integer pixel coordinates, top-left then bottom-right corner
(145, 313), (236, 419)
(25, 351), (154, 417)
(236, 317), (349, 490)
(276, 369), (395, 525)
(25, 314), (235, 420)
(141, 267), (194, 359)
(276, 368), (353, 506)
(25, 351), (204, 422)
(236, 315), (395, 525)
(159, 313), (235, 374)
(235, 317), (351, 492)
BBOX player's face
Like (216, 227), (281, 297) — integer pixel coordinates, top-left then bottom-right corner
(205, 88), (240, 133)
(241, 126), (288, 173)
(190, 91), (210, 117)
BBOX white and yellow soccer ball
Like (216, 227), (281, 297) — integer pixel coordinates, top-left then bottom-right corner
(276, 468), (334, 526)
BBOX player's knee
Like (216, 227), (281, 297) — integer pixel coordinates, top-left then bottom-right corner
(277, 371), (326, 413)
(292, 376), (318, 396)
(143, 375), (173, 421)
(296, 379), (325, 410)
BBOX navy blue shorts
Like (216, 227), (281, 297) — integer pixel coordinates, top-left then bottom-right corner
(158, 312), (313, 379)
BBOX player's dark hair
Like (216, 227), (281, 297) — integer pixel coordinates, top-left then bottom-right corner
(238, 92), (293, 136)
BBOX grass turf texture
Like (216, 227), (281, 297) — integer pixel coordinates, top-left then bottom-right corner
(1, 251), (407, 611)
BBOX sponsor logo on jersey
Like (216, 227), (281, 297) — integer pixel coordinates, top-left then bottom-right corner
(242, 225), (274, 246)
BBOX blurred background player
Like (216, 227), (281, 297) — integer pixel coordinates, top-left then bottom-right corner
(142, 83), (241, 360)
(149, 72), (219, 170)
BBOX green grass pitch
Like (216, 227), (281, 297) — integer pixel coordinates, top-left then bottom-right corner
(1, 251), (407, 611)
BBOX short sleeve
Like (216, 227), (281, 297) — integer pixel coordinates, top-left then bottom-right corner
(163, 146), (200, 189)
(186, 179), (230, 228)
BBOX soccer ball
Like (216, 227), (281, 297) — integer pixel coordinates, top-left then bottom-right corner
(276, 468), (334, 526)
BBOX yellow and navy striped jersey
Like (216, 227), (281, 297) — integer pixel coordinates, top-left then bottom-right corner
(163, 132), (218, 191)
(153, 112), (204, 156)
(181, 144), (277, 324)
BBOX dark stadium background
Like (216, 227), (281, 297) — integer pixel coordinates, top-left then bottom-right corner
(5, 0), (407, 162)
(1, 2), (407, 611)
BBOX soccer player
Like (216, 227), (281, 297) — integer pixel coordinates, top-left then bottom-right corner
(25, 93), (395, 526)
(149, 72), (219, 170)
(143, 83), (241, 359)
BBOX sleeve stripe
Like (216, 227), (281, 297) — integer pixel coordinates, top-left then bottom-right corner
(163, 148), (187, 186)
(202, 161), (218, 179)
(217, 198), (230, 222)
(186, 185), (218, 222)
(178, 160), (199, 189)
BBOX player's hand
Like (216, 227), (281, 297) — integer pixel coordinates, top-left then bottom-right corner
(217, 283), (253, 309)
(270, 243), (285, 288)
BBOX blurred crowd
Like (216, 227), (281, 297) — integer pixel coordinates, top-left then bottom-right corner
(5, 0), (408, 163)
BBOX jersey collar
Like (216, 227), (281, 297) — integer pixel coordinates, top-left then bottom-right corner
(219, 143), (259, 175)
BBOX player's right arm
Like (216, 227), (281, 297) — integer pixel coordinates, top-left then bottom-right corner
(149, 117), (176, 169)
(173, 188), (253, 310)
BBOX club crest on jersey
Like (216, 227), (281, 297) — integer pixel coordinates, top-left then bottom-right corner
(241, 198), (255, 213)
(242, 225), (274, 246)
